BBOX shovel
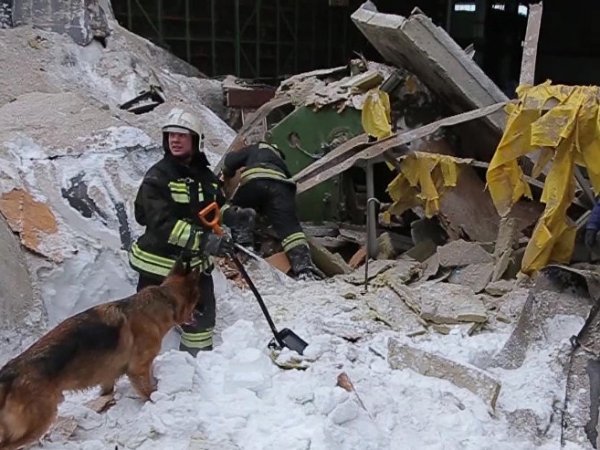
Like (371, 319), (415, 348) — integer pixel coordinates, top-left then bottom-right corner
(198, 202), (309, 355)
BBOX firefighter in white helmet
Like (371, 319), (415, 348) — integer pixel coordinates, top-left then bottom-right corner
(128, 107), (233, 355)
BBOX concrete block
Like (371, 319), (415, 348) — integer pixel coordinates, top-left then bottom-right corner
(448, 262), (495, 293)
(437, 240), (494, 267)
(388, 338), (501, 408)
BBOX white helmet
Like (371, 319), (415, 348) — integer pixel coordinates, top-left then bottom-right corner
(162, 108), (204, 151)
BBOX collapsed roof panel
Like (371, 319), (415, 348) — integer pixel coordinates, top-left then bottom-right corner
(6, 0), (112, 45)
(351, 7), (508, 160)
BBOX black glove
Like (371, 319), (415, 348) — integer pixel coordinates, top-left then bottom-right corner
(201, 233), (234, 257)
(585, 229), (598, 250)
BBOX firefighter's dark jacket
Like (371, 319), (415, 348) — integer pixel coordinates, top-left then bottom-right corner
(222, 142), (294, 185)
(129, 151), (226, 278)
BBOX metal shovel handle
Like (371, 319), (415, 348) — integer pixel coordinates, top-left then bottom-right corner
(197, 201), (285, 348)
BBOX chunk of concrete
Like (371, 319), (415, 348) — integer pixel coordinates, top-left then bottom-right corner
(0, 214), (35, 329)
(308, 237), (352, 277)
(411, 217), (447, 246)
(448, 262), (495, 294)
(393, 281), (488, 324)
(11, 0), (113, 46)
(485, 279), (517, 297)
(492, 218), (518, 282)
(351, 8), (507, 138)
(375, 259), (422, 286)
(365, 288), (424, 333)
(437, 240), (494, 267)
(403, 239), (437, 262)
(344, 259), (396, 285)
(388, 339), (501, 408)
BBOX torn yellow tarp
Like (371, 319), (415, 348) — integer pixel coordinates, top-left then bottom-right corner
(486, 82), (600, 274)
(387, 152), (472, 218)
(361, 89), (392, 140)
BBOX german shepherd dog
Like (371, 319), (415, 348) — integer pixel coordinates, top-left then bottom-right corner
(0, 259), (201, 450)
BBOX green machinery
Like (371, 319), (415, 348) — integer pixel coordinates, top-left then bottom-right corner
(265, 105), (363, 223)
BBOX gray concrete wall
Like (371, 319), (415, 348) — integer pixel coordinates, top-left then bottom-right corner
(0, 214), (34, 329)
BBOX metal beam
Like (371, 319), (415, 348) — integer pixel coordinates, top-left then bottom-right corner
(235, 0), (240, 76)
(184, 0), (191, 62)
(211, 0), (216, 75)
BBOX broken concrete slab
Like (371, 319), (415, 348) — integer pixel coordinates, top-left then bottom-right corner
(410, 217), (446, 246)
(373, 259), (422, 286)
(421, 253), (440, 281)
(485, 279), (517, 297)
(448, 262), (495, 294)
(403, 239), (437, 262)
(388, 339), (501, 408)
(11, 0), (113, 46)
(390, 280), (488, 324)
(308, 237), (352, 277)
(344, 259), (397, 285)
(351, 8), (507, 141)
(365, 288), (424, 333)
(491, 218), (518, 282)
(437, 240), (494, 267)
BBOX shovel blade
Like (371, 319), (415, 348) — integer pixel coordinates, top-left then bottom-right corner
(270, 328), (308, 355)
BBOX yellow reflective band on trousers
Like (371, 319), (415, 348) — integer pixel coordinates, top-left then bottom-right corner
(180, 328), (213, 349)
(129, 242), (212, 277)
(167, 220), (200, 250)
(240, 167), (294, 185)
(282, 232), (307, 252)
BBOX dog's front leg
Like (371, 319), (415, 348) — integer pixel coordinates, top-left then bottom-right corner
(126, 342), (160, 401)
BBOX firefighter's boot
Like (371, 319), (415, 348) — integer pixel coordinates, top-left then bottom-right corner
(286, 244), (324, 281)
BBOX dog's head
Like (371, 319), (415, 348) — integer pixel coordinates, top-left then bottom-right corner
(163, 256), (202, 324)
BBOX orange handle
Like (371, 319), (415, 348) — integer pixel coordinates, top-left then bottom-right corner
(198, 202), (224, 236)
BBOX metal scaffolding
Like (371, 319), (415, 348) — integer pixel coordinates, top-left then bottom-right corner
(112, 0), (357, 80)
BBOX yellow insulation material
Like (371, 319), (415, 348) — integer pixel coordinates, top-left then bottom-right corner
(387, 152), (471, 218)
(486, 82), (600, 274)
(361, 89), (392, 140)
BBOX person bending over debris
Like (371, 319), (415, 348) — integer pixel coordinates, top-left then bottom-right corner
(129, 108), (234, 356)
(585, 200), (600, 260)
(221, 141), (321, 280)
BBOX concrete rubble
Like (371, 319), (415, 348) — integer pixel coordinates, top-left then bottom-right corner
(388, 338), (501, 409)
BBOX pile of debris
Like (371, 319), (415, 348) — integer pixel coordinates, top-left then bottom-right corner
(0, 2), (237, 332)
(214, 5), (600, 447)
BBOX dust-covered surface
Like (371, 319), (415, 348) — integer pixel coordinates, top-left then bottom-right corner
(0, 11), (595, 450)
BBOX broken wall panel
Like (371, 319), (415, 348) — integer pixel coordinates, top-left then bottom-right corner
(351, 7), (508, 161)
(9, 0), (112, 45)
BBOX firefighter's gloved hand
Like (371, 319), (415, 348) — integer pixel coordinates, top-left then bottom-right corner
(585, 229), (598, 250)
(201, 233), (234, 256)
